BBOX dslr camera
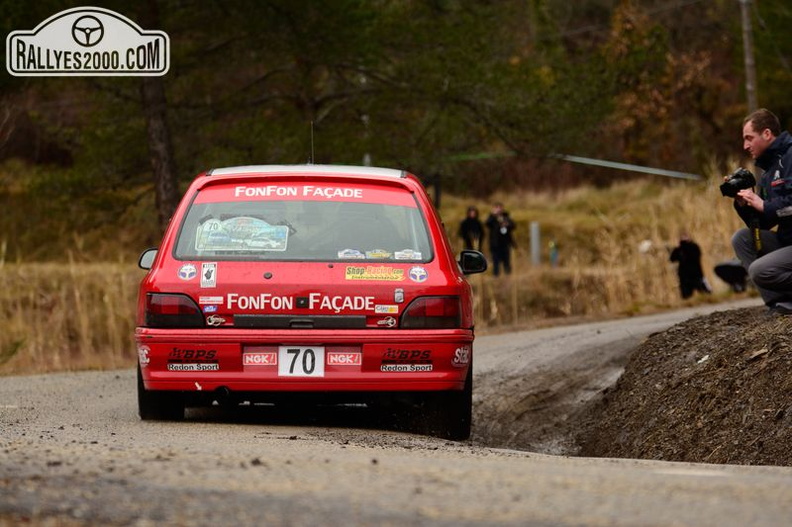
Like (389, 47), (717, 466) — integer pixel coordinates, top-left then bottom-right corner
(720, 168), (756, 197)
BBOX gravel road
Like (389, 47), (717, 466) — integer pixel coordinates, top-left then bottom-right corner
(3, 298), (792, 526)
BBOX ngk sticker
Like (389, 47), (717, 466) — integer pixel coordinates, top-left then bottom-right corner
(327, 352), (361, 366)
(243, 352), (277, 366)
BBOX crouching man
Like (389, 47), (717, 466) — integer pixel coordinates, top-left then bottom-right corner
(731, 108), (792, 315)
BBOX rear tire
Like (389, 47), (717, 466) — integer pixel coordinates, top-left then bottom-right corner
(415, 364), (473, 440)
(137, 364), (185, 421)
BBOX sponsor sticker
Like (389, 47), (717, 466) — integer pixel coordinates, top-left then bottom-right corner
(380, 364), (433, 372)
(338, 249), (366, 259)
(394, 288), (404, 303)
(137, 345), (150, 367)
(178, 264), (197, 280)
(168, 347), (217, 360)
(199, 296), (224, 305)
(365, 249), (393, 259)
(228, 293), (375, 313)
(377, 316), (397, 328)
(195, 217), (288, 252)
(201, 262), (217, 288)
(234, 185), (364, 200)
(375, 305), (399, 314)
(6, 7), (169, 77)
(395, 249), (422, 260)
(202, 305), (218, 313)
(327, 351), (362, 366)
(452, 345), (471, 367)
(408, 266), (428, 282)
(167, 363), (219, 372)
(243, 352), (278, 366)
(345, 266), (405, 281)
(206, 315), (226, 326)
(383, 348), (431, 361)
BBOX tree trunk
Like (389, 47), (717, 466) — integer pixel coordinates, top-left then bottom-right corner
(138, 0), (179, 232)
(141, 76), (180, 232)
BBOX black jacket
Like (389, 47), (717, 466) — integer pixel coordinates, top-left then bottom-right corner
(459, 217), (483, 250)
(736, 131), (792, 246)
(485, 212), (515, 250)
(670, 240), (704, 280)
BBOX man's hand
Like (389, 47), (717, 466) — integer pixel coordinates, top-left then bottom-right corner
(736, 188), (764, 212)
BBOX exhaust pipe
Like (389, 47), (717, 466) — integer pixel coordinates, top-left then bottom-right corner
(214, 386), (232, 406)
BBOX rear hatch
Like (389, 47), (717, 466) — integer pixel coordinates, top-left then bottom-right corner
(160, 175), (461, 329)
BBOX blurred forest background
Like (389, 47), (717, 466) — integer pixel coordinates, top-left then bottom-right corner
(3, 0), (792, 260)
(2, 0), (792, 372)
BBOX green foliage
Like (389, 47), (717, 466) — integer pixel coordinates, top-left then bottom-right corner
(753, 1), (792, 123)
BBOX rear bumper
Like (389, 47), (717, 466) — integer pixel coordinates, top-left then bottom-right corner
(135, 327), (473, 394)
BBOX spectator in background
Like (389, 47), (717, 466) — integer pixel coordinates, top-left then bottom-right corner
(549, 239), (559, 267)
(459, 206), (483, 251)
(485, 202), (516, 276)
(670, 233), (711, 299)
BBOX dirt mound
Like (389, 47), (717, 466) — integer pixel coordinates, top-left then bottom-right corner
(578, 306), (792, 466)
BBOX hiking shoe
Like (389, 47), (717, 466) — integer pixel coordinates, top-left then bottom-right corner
(767, 304), (792, 317)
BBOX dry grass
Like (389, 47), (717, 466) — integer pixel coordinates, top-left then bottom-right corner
(1, 164), (756, 375)
(447, 163), (753, 328)
(0, 261), (140, 375)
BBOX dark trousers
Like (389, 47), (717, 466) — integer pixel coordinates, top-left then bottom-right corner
(732, 227), (792, 306)
(679, 275), (710, 299)
(490, 246), (511, 276)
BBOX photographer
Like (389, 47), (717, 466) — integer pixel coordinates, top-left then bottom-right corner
(729, 108), (792, 315)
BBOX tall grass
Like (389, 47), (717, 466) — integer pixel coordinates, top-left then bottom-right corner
(1, 165), (756, 375)
(0, 262), (139, 375)
(447, 164), (753, 328)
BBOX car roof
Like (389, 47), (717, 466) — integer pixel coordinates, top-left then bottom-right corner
(207, 164), (407, 179)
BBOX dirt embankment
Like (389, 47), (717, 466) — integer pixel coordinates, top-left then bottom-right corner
(577, 306), (792, 466)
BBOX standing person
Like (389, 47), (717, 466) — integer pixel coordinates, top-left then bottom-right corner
(459, 206), (483, 251)
(548, 239), (559, 268)
(485, 202), (516, 276)
(730, 108), (792, 315)
(669, 233), (711, 299)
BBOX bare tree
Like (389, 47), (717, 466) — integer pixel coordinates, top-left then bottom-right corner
(138, 0), (179, 232)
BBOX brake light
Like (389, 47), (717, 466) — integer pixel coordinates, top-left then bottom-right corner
(401, 296), (461, 329)
(145, 293), (205, 328)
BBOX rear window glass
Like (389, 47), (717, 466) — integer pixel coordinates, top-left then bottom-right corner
(173, 181), (433, 262)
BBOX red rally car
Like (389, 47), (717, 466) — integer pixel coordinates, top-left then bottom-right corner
(135, 165), (487, 439)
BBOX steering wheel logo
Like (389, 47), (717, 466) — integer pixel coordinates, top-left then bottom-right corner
(71, 15), (104, 47)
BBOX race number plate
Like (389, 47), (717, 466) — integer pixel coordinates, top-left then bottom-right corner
(278, 346), (325, 377)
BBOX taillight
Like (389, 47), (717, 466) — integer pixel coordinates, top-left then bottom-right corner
(401, 296), (461, 329)
(145, 293), (205, 328)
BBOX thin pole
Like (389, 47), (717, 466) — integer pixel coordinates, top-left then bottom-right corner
(740, 0), (758, 111)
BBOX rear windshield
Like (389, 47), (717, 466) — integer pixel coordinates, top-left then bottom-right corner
(173, 181), (433, 262)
